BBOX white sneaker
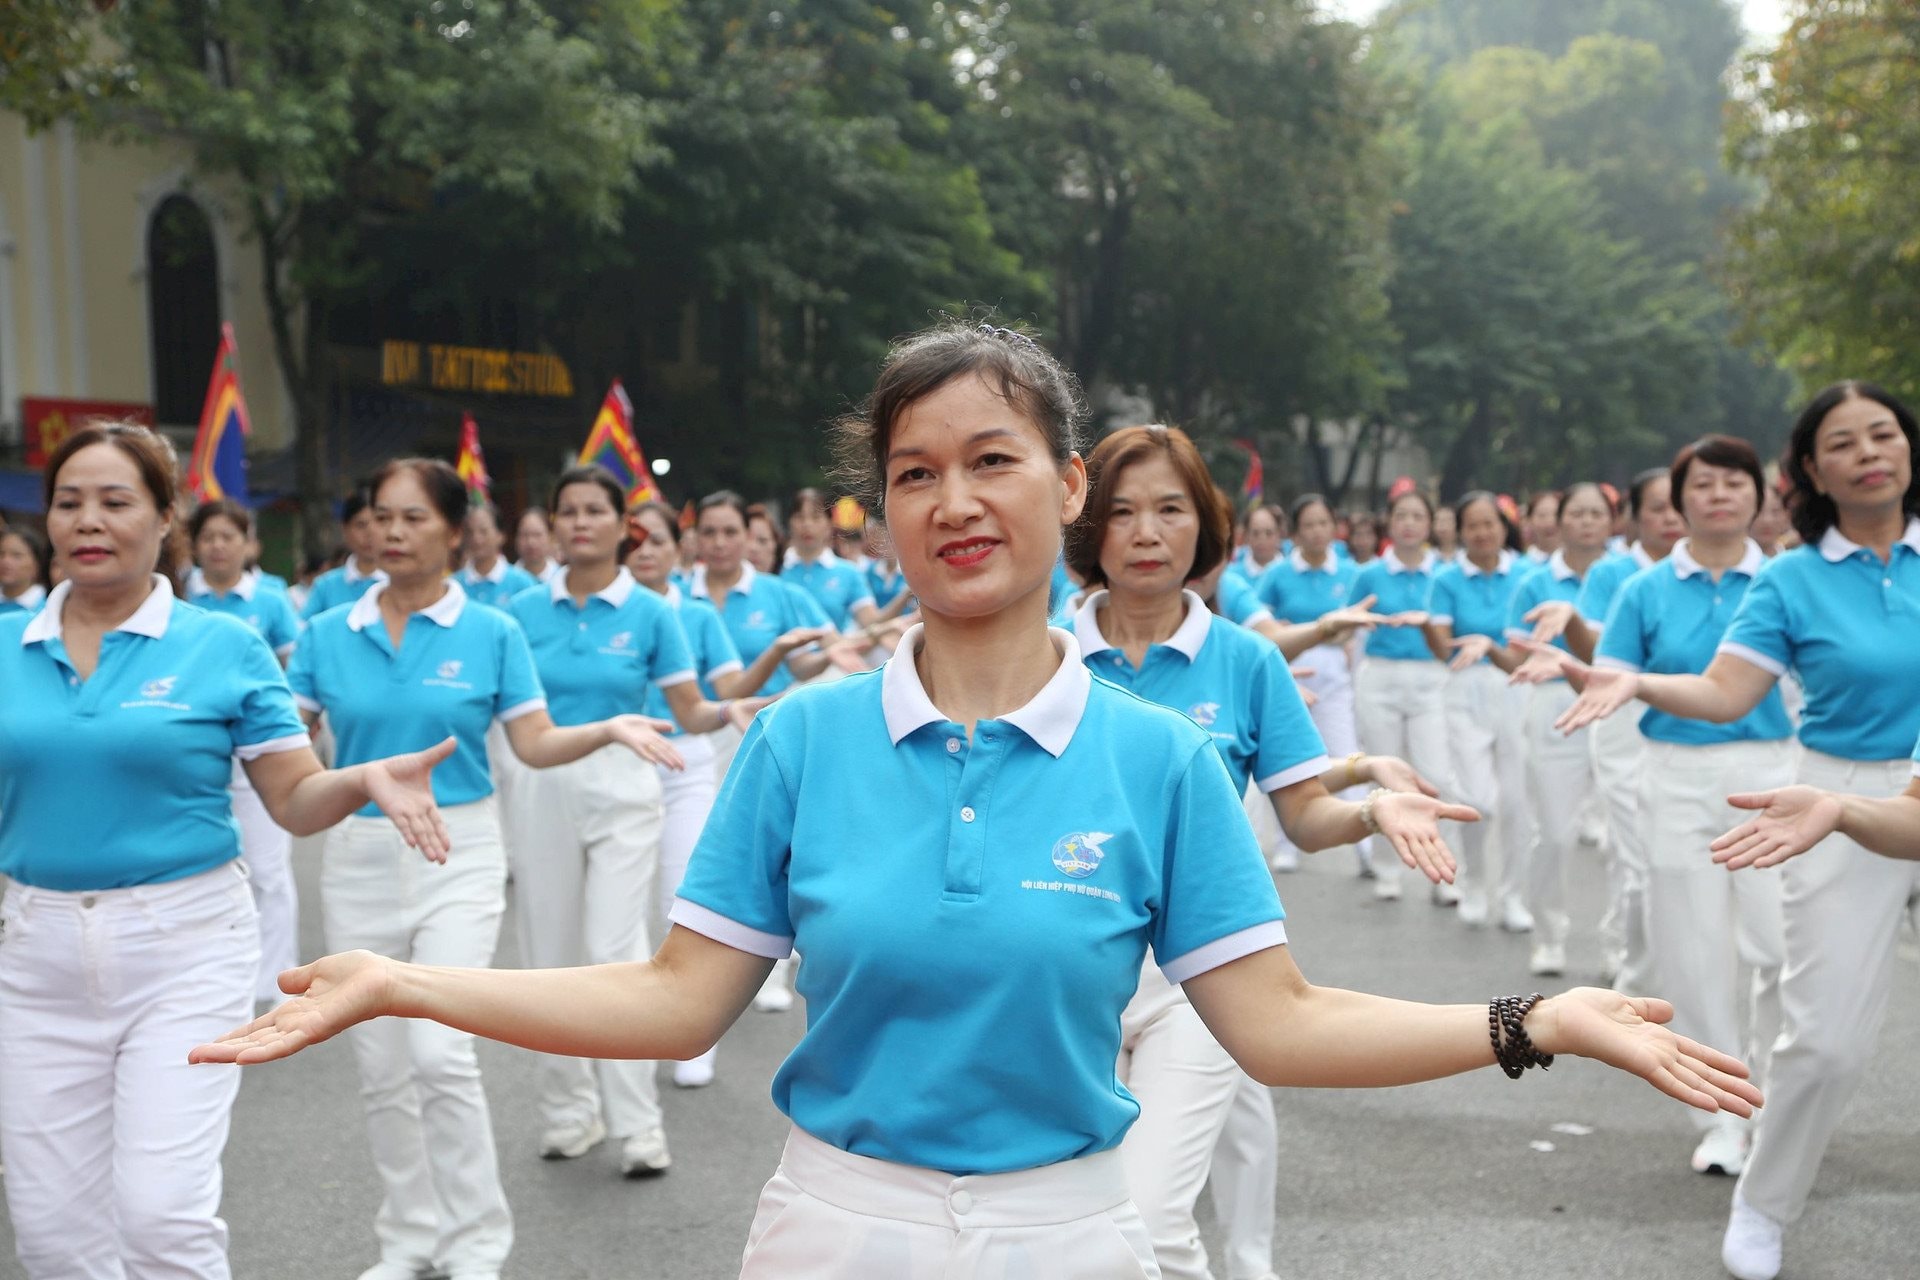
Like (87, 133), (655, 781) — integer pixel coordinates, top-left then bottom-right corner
(1372, 876), (1402, 901)
(620, 1128), (672, 1178)
(1270, 846), (1300, 874)
(752, 976), (794, 1013)
(1721, 1191), (1783, 1280)
(539, 1117), (606, 1160)
(1692, 1124), (1751, 1177)
(673, 1048), (717, 1089)
(1457, 889), (1490, 928)
(1354, 843), (1377, 880)
(1528, 943), (1565, 977)
(1431, 880), (1462, 906)
(1500, 900), (1535, 933)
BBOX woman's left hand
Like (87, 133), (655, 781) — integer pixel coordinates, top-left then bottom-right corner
(1528, 988), (1763, 1116)
(1710, 786), (1844, 869)
(1363, 753), (1441, 798)
(1373, 792), (1477, 885)
(363, 737), (457, 864)
(609, 715), (686, 771)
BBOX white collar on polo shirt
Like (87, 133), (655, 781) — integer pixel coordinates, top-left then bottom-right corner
(7, 583), (47, 610)
(881, 623), (1092, 758)
(1460, 549), (1515, 579)
(1288, 547), (1336, 574)
(1548, 548), (1581, 581)
(783, 546), (841, 570)
(1670, 538), (1765, 581)
(23, 574), (175, 645)
(689, 560), (757, 601)
(343, 558), (383, 584)
(347, 579), (467, 632)
(1628, 541), (1656, 570)
(464, 557), (509, 584)
(1070, 589), (1212, 662)
(549, 566), (635, 608)
(186, 566), (257, 601)
(1817, 517), (1920, 562)
(663, 581), (683, 608)
(1384, 548), (1439, 576)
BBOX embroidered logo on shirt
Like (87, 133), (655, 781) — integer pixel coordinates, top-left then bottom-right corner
(141, 676), (178, 699)
(1187, 701), (1220, 727)
(745, 610), (768, 630)
(607, 631), (632, 650)
(1051, 831), (1114, 879)
(437, 660), (462, 680)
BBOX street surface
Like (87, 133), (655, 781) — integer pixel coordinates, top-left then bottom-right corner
(5, 832), (1913, 1279)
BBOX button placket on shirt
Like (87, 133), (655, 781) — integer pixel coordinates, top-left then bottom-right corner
(941, 726), (1007, 900)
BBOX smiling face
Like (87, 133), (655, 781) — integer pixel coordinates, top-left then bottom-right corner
(194, 512), (249, 583)
(553, 481), (622, 570)
(1097, 453), (1201, 601)
(375, 470), (461, 588)
(882, 372), (1085, 622)
(1804, 393), (1914, 518)
(47, 443), (171, 594)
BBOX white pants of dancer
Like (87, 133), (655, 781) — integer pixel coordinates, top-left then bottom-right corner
(1442, 663), (1533, 912)
(741, 1126), (1160, 1279)
(1590, 710), (1652, 988)
(0, 862), (257, 1279)
(1250, 642), (1361, 869)
(1736, 749), (1920, 1223)
(1208, 1074), (1279, 1280)
(322, 801), (513, 1276)
(506, 742), (666, 1138)
(1116, 969), (1240, 1280)
(1353, 657), (1452, 890)
(1639, 739), (1789, 1134)
(1521, 682), (1595, 946)
(231, 771), (298, 1003)
(656, 733), (719, 924)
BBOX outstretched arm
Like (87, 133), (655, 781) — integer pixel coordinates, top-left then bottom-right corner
(244, 737), (456, 862)
(1713, 776), (1920, 868)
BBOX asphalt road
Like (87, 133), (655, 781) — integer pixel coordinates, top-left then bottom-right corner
(3, 832), (1913, 1279)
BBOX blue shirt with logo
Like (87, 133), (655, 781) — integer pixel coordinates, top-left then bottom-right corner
(1428, 553), (1520, 661)
(1064, 592), (1327, 794)
(508, 569), (695, 728)
(1718, 522), (1920, 761)
(1576, 546), (1654, 627)
(1596, 542), (1791, 746)
(1350, 552), (1441, 661)
(782, 552), (876, 632)
(670, 630), (1286, 1176)
(0, 578), (310, 890)
(301, 562), (386, 621)
(289, 581), (546, 816)
(189, 579), (300, 657)
(643, 586), (743, 734)
(690, 563), (830, 697)
(457, 560), (539, 613)
(1257, 552), (1358, 624)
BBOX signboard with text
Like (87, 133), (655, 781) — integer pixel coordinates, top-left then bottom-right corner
(22, 398), (156, 468)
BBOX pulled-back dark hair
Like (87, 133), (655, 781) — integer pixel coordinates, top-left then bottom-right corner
(43, 421), (185, 587)
(1670, 435), (1764, 522)
(189, 497), (253, 542)
(1290, 493), (1334, 527)
(1628, 467), (1670, 518)
(1783, 381), (1920, 543)
(1, 526), (52, 588)
(549, 464), (625, 515)
(1453, 490), (1522, 552)
(831, 320), (1085, 514)
(1067, 425), (1231, 587)
(370, 458), (469, 531)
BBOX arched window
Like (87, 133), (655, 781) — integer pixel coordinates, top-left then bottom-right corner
(146, 194), (219, 425)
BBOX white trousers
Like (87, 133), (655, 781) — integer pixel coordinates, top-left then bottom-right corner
(740, 1126), (1160, 1279)
(656, 733), (719, 925)
(1207, 1074), (1279, 1280)
(231, 775), (298, 1003)
(1737, 749), (1920, 1223)
(1639, 739), (1790, 1133)
(1116, 969), (1240, 1280)
(0, 862), (257, 1279)
(1441, 664), (1534, 912)
(504, 743), (666, 1138)
(1251, 642), (1362, 869)
(1590, 710), (1652, 988)
(322, 802), (513, 1275)
(1353, 657), (1452, 889)
(1521, 683), (1595, 946)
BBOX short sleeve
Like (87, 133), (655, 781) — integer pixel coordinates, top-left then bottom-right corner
(1595, 576), (1649, 672)
(1251, 648), (1329, 792)
(698, 608), (744, 678)
(493, 617), (548, 722)
(263, 593), (299, 656)
(1428, 573), (1458, 626)
(1575, 564), (1617, 627)
(649, 604), (697, 687)
(298, 576), (332, 621)
(1155, 741), (1287, 984)
(843, 566), (876, 612)
(1719, 563), (1793, 677)
(787, 584), (831, 630)
(1256, 569), (1286, 617)
(1504, 573), (1539, 641)
(284, 626), (321, 713)
(229, 626), (311, 759)
(669, 715), (797, 956)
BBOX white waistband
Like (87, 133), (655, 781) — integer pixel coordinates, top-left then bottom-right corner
(3, 859), (246, 913)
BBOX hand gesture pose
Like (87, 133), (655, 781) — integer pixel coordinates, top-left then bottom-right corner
(1532, 989), (1765, 1116)
(360, 737), (457, 863)
(1506, 637), (1572, 686)
(607, 714), (688, 771)
(1385, 610), (1430, 629)
(1710, 786), (1846, 869)
(191, 950), (395, 1065)
(1522, 599), (1579, 645)
(1373, 790), (1478, 886)
(1317, 595), (1385, 640)
(1446, 634), (1494, 671)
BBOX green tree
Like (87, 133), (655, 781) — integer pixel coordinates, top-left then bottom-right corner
(0, 0), (136, 129)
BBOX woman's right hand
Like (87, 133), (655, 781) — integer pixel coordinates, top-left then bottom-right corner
(189, 950), (396, 1066)
(1553, 661), (1641, 733)
(1710, 786), (1845, 869)
(1447, 634), (1494, 672)
(1523, 600), (1579, 645)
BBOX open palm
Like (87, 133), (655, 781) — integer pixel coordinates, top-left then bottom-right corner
(1710, 786), (1844, 869)
(362, 737), (455, 862)
(189, 950), (394, 1066)
(1543, 988), (1762, 1116)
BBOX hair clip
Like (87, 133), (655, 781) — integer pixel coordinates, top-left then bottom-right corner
(976, 322), (1039, 350)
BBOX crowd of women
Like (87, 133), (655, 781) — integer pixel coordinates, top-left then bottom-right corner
(0, 322), (1912, 1280)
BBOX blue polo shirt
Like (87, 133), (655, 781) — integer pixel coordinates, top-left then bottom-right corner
(642, 585), (743, 734)
(1429, 551), (1520, 661)
(457, 560), (539, 613)
(782, 550), (876, 632)
(255, 570), (291, 596)
(507, 568), (696, 727)
(1595, 540), (1791, 746)
(1257, 549), (1358, 624)
(0, 584), (47, 616)
(1215, 569), (1273, 628)
(1506, 550), (1597, 670)
(1718, 520), (1920, 761)
(301, 561), (386, 620)
(670, 627), (1287, 1176)
(689, 562), (830, 696)
(1065, 592), (1328, 793)
(866, 561), (910, 610)
(289, 581), (546, 816)
(1576, 544), (1656, 628)
(1351, 551), (1440, 661)
(188, 573), (300, 657)
(0, 577), (310, 890)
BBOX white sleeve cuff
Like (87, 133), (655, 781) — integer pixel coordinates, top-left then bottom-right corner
(1243, 607), (1275, 627)
(668, 898), (794, 959)
(1258, 754), (1333, 794)
(1504, 627), (1531, 643)
(705, 658), (744, 681)
(1427, 613), (1454, 626)
(497, 697), (548, 723)
(292, 693), (322, 714)
(1716, 641), (1787, 679)
(1594, 656), (1642, 673)
(233, 732), (314, 761)
(655, 668), (697, 689)
(1160, 920), (1289, 984)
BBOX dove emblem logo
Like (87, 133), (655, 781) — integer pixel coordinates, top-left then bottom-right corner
(1187, 702), (1220, 728)
(608, 631), (632, 650)
(1051, 831), (1114, 879)
(141, 676), (178, 700)
(437, 660), (462, 680)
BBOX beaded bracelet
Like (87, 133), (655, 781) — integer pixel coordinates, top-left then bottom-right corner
(1488, 993), (1555, 1079)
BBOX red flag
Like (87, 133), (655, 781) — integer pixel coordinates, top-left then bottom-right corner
(188, 324), (250, 504)
(578, 380), (659, 505)
(456, 412), (490, 505)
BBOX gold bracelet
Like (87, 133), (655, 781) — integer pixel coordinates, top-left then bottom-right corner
(1344, 751), (1366, 790)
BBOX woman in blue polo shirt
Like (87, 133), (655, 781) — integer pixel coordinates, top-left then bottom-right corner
(0, 423), (450, 1280)
(504, 467), (756, 1175)
(0, 526), (50, 615)
(1426, 492), (1531, 931)
(783, 487), (886, 632)
(456, 502), (539, 611)
(1063, 424), (1470, 1280)
(1347, 490), (1453, 903)
(288, 457), (685, 1280)
(1552, 383), (1920, 1280)
(1506, 481), (1615, 976)
(188, 498), (306, 1006)
(200, 324), (1758, 1280)
(301, 485), (386, 620)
